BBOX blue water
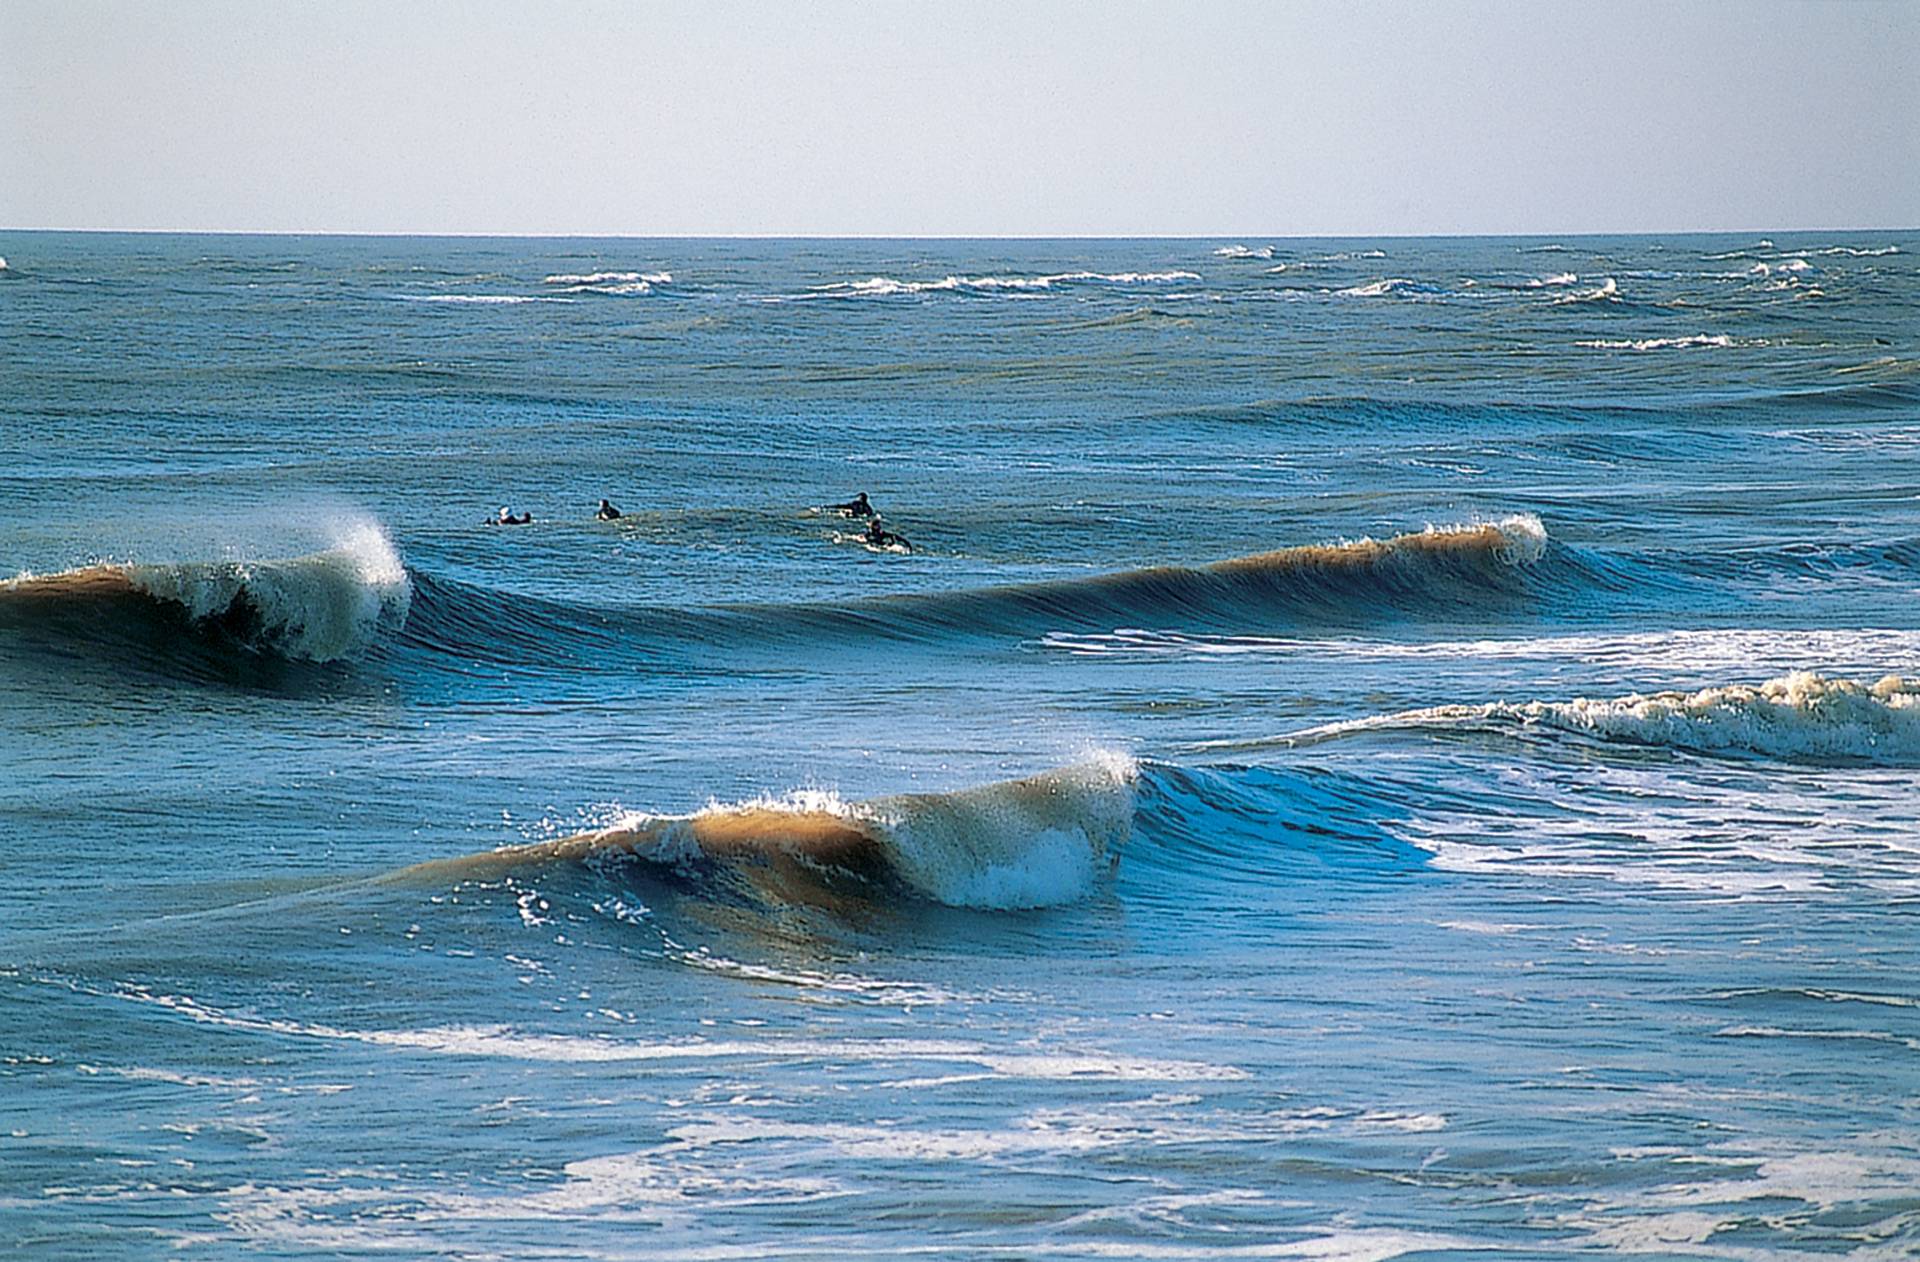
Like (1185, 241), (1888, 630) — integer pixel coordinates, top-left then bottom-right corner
(3, 232), (1918, 1259)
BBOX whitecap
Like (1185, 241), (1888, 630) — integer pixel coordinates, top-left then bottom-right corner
(1575, 333), (1740, 350)
(1280, 672), (1920, 765)
(1553, 277), (1619, 303)
(798, 271), (1200, 299)
(542, 270), (672, 285)
(1333, 278), (1413, 297)
(393, 294), (573, 305)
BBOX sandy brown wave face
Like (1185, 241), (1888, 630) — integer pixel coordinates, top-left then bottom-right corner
(1208, 518), (1546, 577)
(0, 565), (146, 603)
(964, 517), (1548, 628)
(399, 810), (889, 885)
(0, 564), (263, 643)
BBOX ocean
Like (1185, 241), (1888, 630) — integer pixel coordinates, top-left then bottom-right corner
(2, 232), (1917, 1259)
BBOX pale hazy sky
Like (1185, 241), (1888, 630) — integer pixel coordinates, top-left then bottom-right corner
(4, 0), (1916, 235)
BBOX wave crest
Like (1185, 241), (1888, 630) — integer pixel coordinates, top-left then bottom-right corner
(799, 272), (1200, 299)
(1553, 277), (1619, 304)
(1333, 278), (1418, 297)
(1577, 334), (1743, 351)
(543, 270), (672, 295)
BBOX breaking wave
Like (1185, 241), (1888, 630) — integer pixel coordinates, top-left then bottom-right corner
(399, 756), (1140, 910)
(1576, 333), (1744, 351)
(399, 515), (1552, 667)
(542, 270), (672, 285)
(394, 293), (574, 305)
(1268, 672), (1920, 765)
(797, 272), (1200, 299)
(1213, 245), (1275, 259)
(0, 522), (410, 664)
(1553, 277), (1619, 303)
(542, 270), (672, 295)
(1333, 278), (1424, 297)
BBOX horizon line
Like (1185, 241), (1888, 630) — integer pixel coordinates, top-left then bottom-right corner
(3, 225), (1915, 241)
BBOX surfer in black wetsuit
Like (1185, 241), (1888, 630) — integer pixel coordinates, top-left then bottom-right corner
(864, 518), (910, 552)
(595, 499), (622, 521)
(488, 507), (533, 526)
(830, 492), (875, 519)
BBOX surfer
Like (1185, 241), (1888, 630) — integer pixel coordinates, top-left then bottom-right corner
(864, 518), (911, 552)
(595, 498), (622, 521)
(487, 507), (533, 526)
(830, 492), (875, 519)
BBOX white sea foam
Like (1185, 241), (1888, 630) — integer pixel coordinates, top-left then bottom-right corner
(1279, 672), (1920, 764)
(1553, 277), (1619, 303)
(1575, 333), (1741, 350)
(1214, 244), (1275, 259)
(1531, 271), (1579, 287)
(873, 754), (1136, 907)
(116, 987), (1239, 1079)
(1813, 245), (1899, 257)
(800, 272), (1200, 298)
(1068, 628), (1920, 680)
(1563, 1144), (1920, 1255)
(395, 293), (574, 305)
(1333, 278), (1414, 297)
(542, 269), (672, 295)
(542, 270), (672, 285)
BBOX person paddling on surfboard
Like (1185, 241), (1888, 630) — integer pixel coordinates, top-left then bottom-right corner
(864, 518), (911, 552)
(595, 498), (622, 521)
(830, 492), (875, 519)
(487, 506), (532, 525)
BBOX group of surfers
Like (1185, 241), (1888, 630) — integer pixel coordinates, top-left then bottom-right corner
(824, 492), (912, 550)
(481, 500), (620, 526)
(483, 492), (911, 552)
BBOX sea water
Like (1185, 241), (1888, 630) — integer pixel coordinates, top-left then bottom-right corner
(2, 232), (1917, 1258)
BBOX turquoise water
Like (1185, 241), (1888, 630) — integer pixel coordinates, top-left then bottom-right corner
(2, 232), (1918, 1259)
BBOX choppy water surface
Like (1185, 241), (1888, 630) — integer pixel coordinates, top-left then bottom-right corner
(3, 233), (1919, 1259)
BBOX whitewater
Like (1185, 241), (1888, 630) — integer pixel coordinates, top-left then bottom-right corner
(2, 231), (1917, 1261)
